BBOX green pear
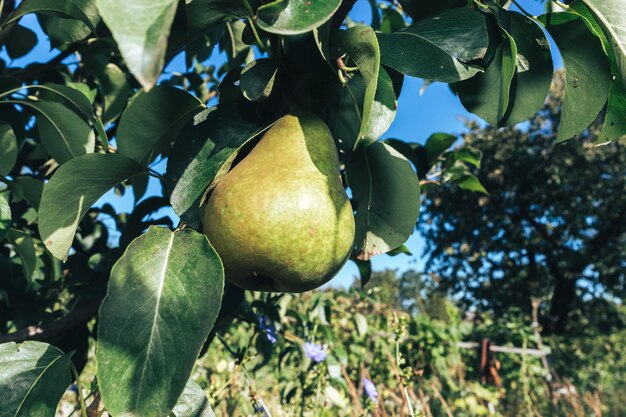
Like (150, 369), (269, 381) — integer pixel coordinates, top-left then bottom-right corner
(202, 113), (355, 292)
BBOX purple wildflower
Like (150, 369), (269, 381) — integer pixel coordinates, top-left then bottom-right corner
(363, 378), (379, 403)
(304, 342), (327, 363)
(256, 314), (277, 344)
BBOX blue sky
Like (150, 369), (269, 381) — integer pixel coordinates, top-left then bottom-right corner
(2, 0), (560, 288)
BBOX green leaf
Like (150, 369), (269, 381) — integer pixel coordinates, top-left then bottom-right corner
(451, 146), (482, 169)
(28, 83), (108, 148)
(32, 83), (94, 118)
(256, 0), (341, 35)
(185, 0), (250, 36)
(166, 108), (263, 227)
(5, 25), (38, 59)
(0, 123), (18, 176)
(377, 8), (489, 82)
(38, 153), (143, 260)
(425, 132), (456, 165)
(572, 2), (626, 144)
(354, 313), (368, 336)
(353, 258), (372, 287)
(96, 0), (179, 89)
(332, 25), (380, 148)
(455, 11), (553, 126)
(0, 341), (72, 417)
(365, 66), (398, 144)
(347, 142), (420, 260)
(37, 0), (100, 46)
(387, 244), (412, 256)
(401, 0), (466, 21)
(97, 226), (224, 417)
(10, 176), (45, 211)
(0, 194), (10, 241)
(540, 12), (610, 142)
(457, 174), (488, 194)
(100, 64), (130, 123)
(2, 0), (96, 33)
(116, 86), (204, 165)
(380, 6), (405, 33)
(582, 0), (626, 86)
(240, 58), (278, 101)
(454, 24), (517, 126)
(5, 229), (36, 282)
(172, 380), (216, 417)
(13, 100), (95, 163)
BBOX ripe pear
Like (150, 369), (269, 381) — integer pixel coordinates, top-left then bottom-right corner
(202, 113), (355, 292)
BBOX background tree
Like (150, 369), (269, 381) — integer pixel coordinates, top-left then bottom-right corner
(419, 79), (626, 333)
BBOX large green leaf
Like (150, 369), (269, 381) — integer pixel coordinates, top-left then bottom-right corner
(502, 12), (553, 125)
(377, 8), (489, 82)
(97, 63), (130, 124)
(425, 132), (457, 165)
(454, 11), (531, 126)
(457, 11), (553, 126)
(1, 0), (96, 33)
(5, 229), (36, 282)
(346, 142), (420, 260)
(256, 0), (341, 35)
(572, 2), (626, 144)
(4, 100), (95, 164)
(0, 341), (72, 417)
(0, 194), (10, 241)
(116, 86), (204, 165)
(582, 0), (626, 86)
(9, 176), (44, 211)
(96, 0), (179, 89)
(332, 25), (380, 148)
(5, 25), (38, 59)
(38, 0), (100, 46)
(0, 122), (17, 176)
(166, 108), (263, 228)
(26, 83), (108, 148)
(97, 226), (224, 417)
(365, 66), (399, 144)
(38, 153), (143, 260)
(185, 0), (250, 36)
(540, 12), (610, 142)
(240, 58), (278, 101)
(172, 380), (216, 417)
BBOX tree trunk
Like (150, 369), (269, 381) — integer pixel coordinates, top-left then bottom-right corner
(547, 274), (577, 333)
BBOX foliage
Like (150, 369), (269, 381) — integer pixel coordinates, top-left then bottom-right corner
(56, 285), (626, 416)
(419, 80), (626, 333)
(0, 0), (624, 415)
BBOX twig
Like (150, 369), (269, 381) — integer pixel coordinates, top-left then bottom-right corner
(86, 393), (105, 417)
(510, 0), (536, 18)
(330, 0), (358, 30)
(10, 39), (92, 80)
(0, 302), (100, 344)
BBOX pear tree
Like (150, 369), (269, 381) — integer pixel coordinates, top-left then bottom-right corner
(0, 0), (624, 416)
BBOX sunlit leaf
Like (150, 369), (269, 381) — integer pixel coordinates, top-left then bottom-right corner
(97, 226), (224, 417)
(0, 341), (72, 417)
(38, 153), (143, 260)
(96, 0), (179, 89)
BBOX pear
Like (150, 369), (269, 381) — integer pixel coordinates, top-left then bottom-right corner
(202, 113), (355, 292)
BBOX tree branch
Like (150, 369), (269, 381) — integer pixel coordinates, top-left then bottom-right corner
(10, 39), (91, 81)
(0, 302), (100, 344)
(331, 0), (358, 30)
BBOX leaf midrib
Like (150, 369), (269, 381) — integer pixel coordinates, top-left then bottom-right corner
(133, 232), (175, 409)
(13, 352), (65, 417)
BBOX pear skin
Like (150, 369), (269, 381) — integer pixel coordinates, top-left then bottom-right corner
(202, 113), (355, 292)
